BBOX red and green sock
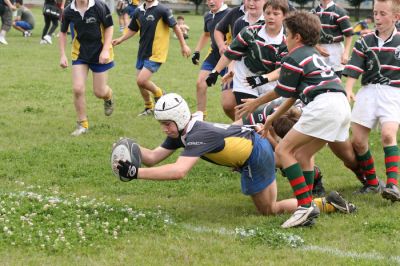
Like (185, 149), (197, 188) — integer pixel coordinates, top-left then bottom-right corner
(304, 170), (314, 192)
(356, 150), (378, 186)
(384, 146), (399, 186)
(283, 163), (312, 207)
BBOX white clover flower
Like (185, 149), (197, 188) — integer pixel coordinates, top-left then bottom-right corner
(124, 218), (128, 223)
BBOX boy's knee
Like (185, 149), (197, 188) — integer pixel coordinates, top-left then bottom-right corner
(73, 84), (85, 95)
(136, 77), (148, 88)
(352, 138), (368, 154)
(381, 132), (395, 146)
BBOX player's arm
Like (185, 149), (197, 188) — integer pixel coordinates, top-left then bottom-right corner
(344, 76), (357, 103)
(205, 54), (232, 86)
(138, 156), (200, 180)
(261, 97), (296, 139)
(112, 28), (137, 46)
(235, 89), (280, 119)
(214, 29), (227, 55)
(245, 68), (281, 89)
(4, 0), (16, 10)
(99, 25), (113, 64)
(192, 32), (210, 65)
(172, 24), (191, 57)
(59, 28), (68, 68)
(140, 146), (176, 166)
(341, 35), (352, 65)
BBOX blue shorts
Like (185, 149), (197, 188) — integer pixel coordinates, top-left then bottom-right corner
(15, 21), (33, 30)
(72, 60), (114, 73)
(201, 60), (227, 76)
(127, 4), (137, 18)
(240, 133), (276, 195)
(136, 58), (162, 73)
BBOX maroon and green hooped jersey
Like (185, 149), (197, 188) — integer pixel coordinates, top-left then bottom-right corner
(312, 2), (353, 44)
(343, 30), (400, 87)
(224, 24), (287, 75)
(275, 45), (344, 105)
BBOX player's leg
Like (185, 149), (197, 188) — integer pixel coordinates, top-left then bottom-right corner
(71, 64), (89, 136)
(381, 121), (400, 201)
(196, 69), (210, 116)
(328, 140), (366, 184)
(136, 61), (164, 103)
(276, 130), (325, 228)
(12, 21), (25, 33)
(251, 180), (298, 215)
(92, 64), (114, 116)
(351, 122), (382, 193)
(135, 68), (154, 116)
(220, 86), (236, 121)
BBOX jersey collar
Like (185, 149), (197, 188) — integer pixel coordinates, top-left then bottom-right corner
(375, 26), (398, 47)
(71, 0), (95, 15)
(258, 25), (284, 45)
(319, 0), (334, 11)
(242, 12), (264, 24)
(209, 3), (228, 15)
(139, 0), (159, 11)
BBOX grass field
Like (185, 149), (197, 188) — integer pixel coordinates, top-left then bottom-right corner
(0, 8), (400, 265)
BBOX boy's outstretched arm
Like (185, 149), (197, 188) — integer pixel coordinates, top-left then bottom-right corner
(173, 25), (191, 58)
(112, 28), (137, 46)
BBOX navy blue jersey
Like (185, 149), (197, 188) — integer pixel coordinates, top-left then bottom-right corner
(215, 5), (245, 44)
(128, 2), (176, 63)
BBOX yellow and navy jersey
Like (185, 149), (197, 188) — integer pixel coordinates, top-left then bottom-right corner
(215, 5), (245, 45)
(343, 29), (400, 87)
(161, 120), (255, 169)
(276, 45), (345, 104)
(128, 1), (176, 63)
(61, 0), (114, 63)
(129, 0), (139, 6)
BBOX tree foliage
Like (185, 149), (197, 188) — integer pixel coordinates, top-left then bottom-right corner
(189, 0), (203, 15)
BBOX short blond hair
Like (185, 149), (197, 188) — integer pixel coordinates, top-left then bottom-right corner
(375, 0), (400, 13)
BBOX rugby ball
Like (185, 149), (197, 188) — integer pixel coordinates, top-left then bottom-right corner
(110, 138), (142, 182)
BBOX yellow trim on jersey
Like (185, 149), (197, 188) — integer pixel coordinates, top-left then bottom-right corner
(71, 30), (80, 60)
(203, 137), (253, 168)
(100, 24), (114, 61)
(132, 0), (139, 5)
(149, 19), (170, 63)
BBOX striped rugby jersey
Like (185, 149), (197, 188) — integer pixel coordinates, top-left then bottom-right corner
(276, 45), (344, 105)
(224, 24), (287, 75)
(343, 29), (400, 87)
(312, 2), (353, 44)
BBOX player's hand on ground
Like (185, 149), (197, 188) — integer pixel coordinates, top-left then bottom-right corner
(181, 44), (191, 58)
(99, 50), (110, 64)
(221, 71), (234, 83)
(117, 160), (138, 180)
(235, 98), (258, 119)
(60, 55), (69, 68)
(206, 70), (219, 87)
(245, 75), (268, 88)
(192, 51), (200, 65)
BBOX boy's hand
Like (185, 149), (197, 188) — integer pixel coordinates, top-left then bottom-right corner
(99, 50), (110, 64)
(112, 38), (122, 46)
(192, 51), (200, 65)
(117, 160), (138, 180)
(206, 70), (219, 87)
(181, 44), (191, 58)
(245, 75), (268, 88)
(235, 98), (258, 119)
(60, 55), (68, 68)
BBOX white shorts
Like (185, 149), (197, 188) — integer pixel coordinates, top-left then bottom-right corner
(352, 84), (400, 129)
(320, 43), (344, 72)
(293, 92), (351, 142)
(232, 59), (276, 97)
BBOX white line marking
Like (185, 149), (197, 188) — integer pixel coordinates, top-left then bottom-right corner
(182, 224), (400, 263)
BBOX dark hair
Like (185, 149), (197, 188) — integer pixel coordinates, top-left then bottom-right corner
(365, 15), (374, 22)
(16, 0), (23, 4)
(272, 107), (301, 138)
(284, 11), (321, 46)
(263, 0), (289, 15)
(177, 15), (184, 20)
